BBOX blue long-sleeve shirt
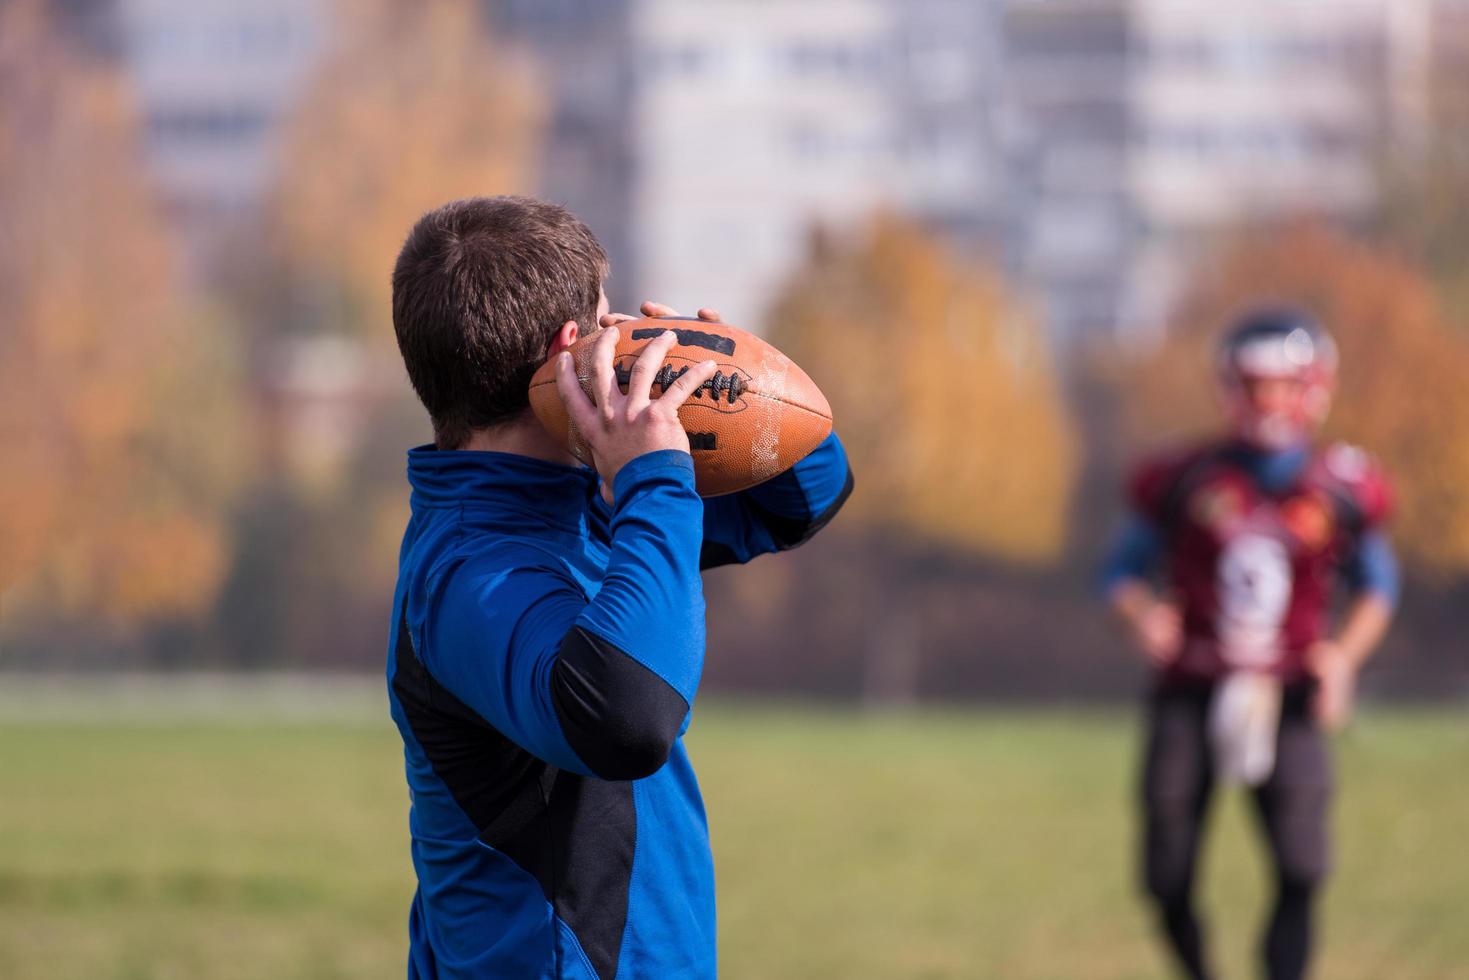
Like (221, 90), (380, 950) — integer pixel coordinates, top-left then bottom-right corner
(387, 433), (851, 979)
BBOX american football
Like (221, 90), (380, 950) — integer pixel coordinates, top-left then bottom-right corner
(528, 317), (833, 496)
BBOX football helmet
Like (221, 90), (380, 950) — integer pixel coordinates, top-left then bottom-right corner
(1217, 307), (1338, 449)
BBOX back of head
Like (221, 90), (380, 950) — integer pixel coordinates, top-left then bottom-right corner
(392, 196), (608, 449)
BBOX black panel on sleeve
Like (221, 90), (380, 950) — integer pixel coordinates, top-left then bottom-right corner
(392, 611), (557, 843)
(699, 539), (742, 569)
(497, 775), (638, 980)
(744, 464), (856, 554)
(550, 626), (690, 781)
(393, 610), (641, 980)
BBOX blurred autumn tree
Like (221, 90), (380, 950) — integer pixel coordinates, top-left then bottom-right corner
(769, 215), (1077, 561)
(1119, 222), (1469, 575)
(212, 0), (543, 664)
(761, 216), (1078, 701)
(255, 0), (542, 348)
(0, 0), (246, 659)
(1380, 4), (1469, 325)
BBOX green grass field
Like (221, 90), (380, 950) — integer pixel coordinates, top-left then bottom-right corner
(1, 695), (1465, 979)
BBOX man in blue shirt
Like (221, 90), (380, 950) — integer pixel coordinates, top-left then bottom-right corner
(386, 196), (852, 978)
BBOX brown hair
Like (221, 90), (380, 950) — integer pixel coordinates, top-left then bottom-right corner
(391, 196), (608, 449)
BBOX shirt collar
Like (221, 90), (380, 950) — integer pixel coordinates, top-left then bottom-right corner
(406, 444), (598, 520)
(1223, 439), (1311, 493)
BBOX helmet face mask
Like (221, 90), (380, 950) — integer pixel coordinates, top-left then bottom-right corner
(1216, 309), (1337, 450)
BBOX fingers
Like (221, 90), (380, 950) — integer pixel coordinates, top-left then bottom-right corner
(600, 312), (638, 328)
(554, 350), (599, 434)
(625, 330), (679, 411)
(659, 358), (719, 413)
(1307, 641), (1340, 677)
(589, 325), (620, 418)
(633, 301), (721, 322)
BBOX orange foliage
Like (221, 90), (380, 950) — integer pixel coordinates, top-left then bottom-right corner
(0, 1), (241, 621)
(1121, 223), (1469, 574)
(767, 216), (1077, 563)
(267, 0), (543, 349)
(226, 0), (546, 643)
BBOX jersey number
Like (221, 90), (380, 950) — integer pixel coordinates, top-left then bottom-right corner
(1216, 534), (1293, 668)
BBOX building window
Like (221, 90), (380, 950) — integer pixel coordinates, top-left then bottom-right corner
(648, 43), (710, 78)
(147, 106), (272, 143)
(782, 41), (881, 77)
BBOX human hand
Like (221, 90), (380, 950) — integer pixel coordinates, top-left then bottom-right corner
(1308, 640), (1356, 732)
(600, 300), (723, 329)
(1130, 599), (1184, 667)
(554, 325), (719, 504)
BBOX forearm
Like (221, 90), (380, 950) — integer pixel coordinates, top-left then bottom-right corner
(424, 453), (706, 782)
(700, 431), (852, 567)
(550, 451), (707, 780)
(1311, 591), (1394, 732)
(1106, 574), (1183, 667)
(1329, 593), (1395, 669)
(575, 450), (706, 701)
(1109, 577), (1157, 627)
(740, 432), (852, 544)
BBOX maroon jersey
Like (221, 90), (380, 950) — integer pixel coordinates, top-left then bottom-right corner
(1130, 440), (1392, 683)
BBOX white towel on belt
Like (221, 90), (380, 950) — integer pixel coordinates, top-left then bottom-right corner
(1209, 672), (1283, 786)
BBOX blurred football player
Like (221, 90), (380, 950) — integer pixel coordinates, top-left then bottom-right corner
(1102, 306), (1399, 980)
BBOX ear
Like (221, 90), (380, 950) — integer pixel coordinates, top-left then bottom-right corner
(546, 320), (580, 359)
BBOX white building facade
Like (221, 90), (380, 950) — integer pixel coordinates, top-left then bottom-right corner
(1119, 0), (1399, 339)
(97, 0), (1452, 341)
(117, 0), (327, 240)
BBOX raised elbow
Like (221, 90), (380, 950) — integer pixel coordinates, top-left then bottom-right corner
(765, 465), (856, 551)
(585, 715), (678, 781)
(550, 627), (688, 781)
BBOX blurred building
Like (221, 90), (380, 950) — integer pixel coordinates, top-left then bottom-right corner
(895, 0), (1009, 239)
(485, 0), (638, 306)
(1411, 0), (1469, 139)
(114, 0), (327, 259)
(1000, 0), (1133, 344)
(1121, 0), (1396, 339)
(623, 0), (1011, 329)
(624, 0), (898, 327)
(487, 0), (1008, 330)
(82, 0), (1457, 339)
(505, 0), (1444, 341)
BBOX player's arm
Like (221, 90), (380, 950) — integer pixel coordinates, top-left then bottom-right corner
(428, 453), (706, 781)
(1311, 529), (1399, 729)
(602, 301), (853, 568)
(1310, 452), (1400, 728)
(698, 432), (852, 569)
(423, 328), (719, 780)
(1103, 449), (1194, 666)
(1327, 530), (1399, 669)
(1101, 515), (1182, 666)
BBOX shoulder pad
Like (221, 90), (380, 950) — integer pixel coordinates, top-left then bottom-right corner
(1317, 443), (1393, 527)
(1128, 441), (1223, 522)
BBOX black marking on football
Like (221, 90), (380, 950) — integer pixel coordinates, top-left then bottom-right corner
(630, 326), (736, 356)
(612, 361), (749, 404)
